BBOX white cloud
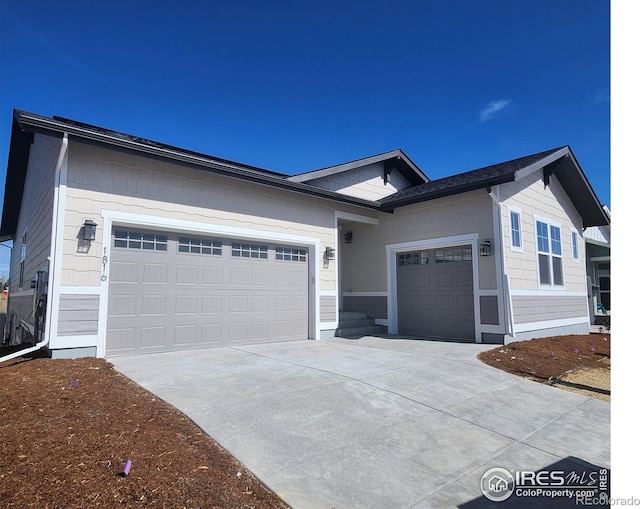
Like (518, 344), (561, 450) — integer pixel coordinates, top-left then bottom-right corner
(479, 99), (511, 122)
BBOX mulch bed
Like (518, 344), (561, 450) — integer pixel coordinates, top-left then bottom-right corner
(477, 333), (611, 398)
(0, 353), (289, 509)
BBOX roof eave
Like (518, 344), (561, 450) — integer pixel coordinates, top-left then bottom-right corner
(379, 174), (515, 212)
(13, 111), (382, 212)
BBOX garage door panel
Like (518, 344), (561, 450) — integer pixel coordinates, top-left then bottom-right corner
(174, 325), (198, 346)
(107, 231), (309, 355)
(141, 294), (167, 315)
(175, 294), (197, 314)
(140, 326), (166, 349)
(143, 264), (168, 283)
(176, 265), (199, 284)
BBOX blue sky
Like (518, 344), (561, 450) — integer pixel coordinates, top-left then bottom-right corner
(0, 0), (612, 278)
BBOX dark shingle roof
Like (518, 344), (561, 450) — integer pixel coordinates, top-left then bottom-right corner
(380, 147), (565, 210)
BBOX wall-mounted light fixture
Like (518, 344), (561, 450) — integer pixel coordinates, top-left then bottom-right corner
(324, 247), (335, 261)
(83, 219), (97, 242)
(344, 231), (353, 244)
(480, 240), (491, 257)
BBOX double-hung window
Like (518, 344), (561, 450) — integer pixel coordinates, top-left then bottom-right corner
(536, 219), (563, 286)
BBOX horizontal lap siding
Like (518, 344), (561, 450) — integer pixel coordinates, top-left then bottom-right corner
(58, 294), (100, 335)
(512, 295), (587, 324)
(320, 295), (336, 322)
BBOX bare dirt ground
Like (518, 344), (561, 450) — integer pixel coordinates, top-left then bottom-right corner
(0, 351), (289, 509)
(477, 333), (611, 402)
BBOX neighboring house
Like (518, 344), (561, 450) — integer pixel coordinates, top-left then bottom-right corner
(584, 206), (611, 328)
(0, 110), (610, 358)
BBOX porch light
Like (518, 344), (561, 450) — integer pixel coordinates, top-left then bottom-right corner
(480, 240), (491, 256)
(83, 220), (97, 241)
(344, 231), (353, 244)
(324, 247), (336, 261)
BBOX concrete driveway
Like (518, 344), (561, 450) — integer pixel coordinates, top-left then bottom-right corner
(111, 336), (610, 509)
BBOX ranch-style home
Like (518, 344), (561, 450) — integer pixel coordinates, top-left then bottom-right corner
(0, 110), (609, 359)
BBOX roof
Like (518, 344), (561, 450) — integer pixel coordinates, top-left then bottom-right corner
(287, 149), (429, 186)
(1, 110), (383, 239)
(1, 110), (610, 240)
(380, 146), (610, 228)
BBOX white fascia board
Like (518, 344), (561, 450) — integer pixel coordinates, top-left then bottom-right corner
(514, 147), (569, 182)
(514, 317), (589, 333)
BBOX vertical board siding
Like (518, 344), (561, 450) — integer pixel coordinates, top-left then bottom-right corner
(479, 295), (500, 325)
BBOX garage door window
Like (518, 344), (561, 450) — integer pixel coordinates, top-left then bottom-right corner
(178, 237), (222, 255)
(398, 251), (428, 266)
(275, 247), (307, 262)
(114, 230), (168, 251)
(435, 246), (472, 263)
(232, 243), (268, 259)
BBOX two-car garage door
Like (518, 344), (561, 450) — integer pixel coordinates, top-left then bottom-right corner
(106, 228), (308, 356)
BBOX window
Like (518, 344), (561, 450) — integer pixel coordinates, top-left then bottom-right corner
(571, 230), (580, 261)
(114, 230), (168, 251)
(178, 237), (222, 255)
(509, 210), (522, 250)
(231, 243), (268, 259)
(19, 233), (26, 288)
(536, 220), (563, 286)
(398, 251), (428, 266)
(275, 247), (307, 262)
(435, 246), (472, 263)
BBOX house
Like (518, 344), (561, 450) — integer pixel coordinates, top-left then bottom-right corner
(0, 110), (610, 359)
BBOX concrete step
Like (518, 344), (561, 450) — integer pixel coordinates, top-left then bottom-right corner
(337, 318), (377, 328)
(335, 325), (388, 338)
(338, 310), (368, 321)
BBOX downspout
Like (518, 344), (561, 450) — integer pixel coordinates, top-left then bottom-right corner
(0, 134), (68, 363)
(487, 187), (514, 338)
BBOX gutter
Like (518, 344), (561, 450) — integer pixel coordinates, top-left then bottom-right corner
(0, 134), (68, 363)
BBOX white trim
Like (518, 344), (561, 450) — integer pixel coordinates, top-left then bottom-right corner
(477, 289), (498, 296)
(97, 210), (322, 358)
(514, 316), (589, 333)
(335, 210), (379, 225)
(385, 233), (482, 343)
(319, 290), (338, 296)
(507, 205), (524, 253)
(514, 148), (568, 182)
(374, 318), (388, 326)
(570, 228), (580, 263)
(510, 289), (587, 297)
(342, 291), (387, 297)
(320, 321), (339, 329)
(50, 335), (98, 349)
(590, 256), (610, 263)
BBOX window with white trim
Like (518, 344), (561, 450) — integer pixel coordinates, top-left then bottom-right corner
(231, 243), (268, 259)
(510, 210), (522, 250)
(571, 230), (580, 262)
(536, 220), (563, 286)
(275, 246), (307, 262)
(398, 251), (428, 266)
(178, 237), (222, 255)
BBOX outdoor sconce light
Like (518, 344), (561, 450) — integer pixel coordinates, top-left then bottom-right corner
(480, 240), (491, 257)
(324, 247), (336, 261)
(83, 220), (97, 241)
(344, 231), (353, 244)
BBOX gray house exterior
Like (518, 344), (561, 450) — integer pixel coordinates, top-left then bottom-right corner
(1, 110), (609, 358)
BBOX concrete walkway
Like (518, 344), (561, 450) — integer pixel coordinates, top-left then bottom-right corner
(111, 337), (610, 509)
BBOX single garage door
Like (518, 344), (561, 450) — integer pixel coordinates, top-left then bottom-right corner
(396, 246), (475, 340)
(106, 228), (308, 356)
